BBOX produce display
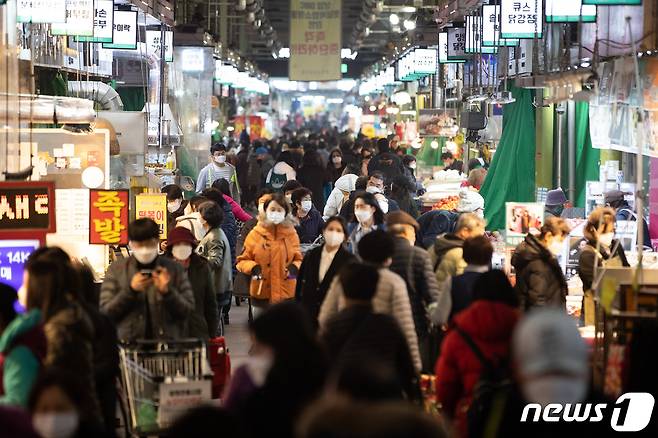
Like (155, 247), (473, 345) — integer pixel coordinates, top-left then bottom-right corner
(431, 195), (460, 211)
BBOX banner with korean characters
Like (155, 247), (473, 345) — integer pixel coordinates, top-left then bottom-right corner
(76, 1), (115, 43)
(89, 190), (129, 245)
(103, 10), (138, 50)
(51, 0), (94, 36)
(500, 0), (543, 39)
(146, 30), (174, 62)
(289, 0), (341, 81)
(135, 193), (167, 240)
(17, 0), (66, 24)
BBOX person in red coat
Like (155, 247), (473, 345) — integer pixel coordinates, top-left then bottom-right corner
(435, 270), (520, 438)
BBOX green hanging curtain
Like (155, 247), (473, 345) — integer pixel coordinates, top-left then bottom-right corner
(480, 85), (536, 230)
(36, 70), (68, 96)
(416, 137), (446, 166)
(116, 87), (146, 111)
(574, 102), (600, 207)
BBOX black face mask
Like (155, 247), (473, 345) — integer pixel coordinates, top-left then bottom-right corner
(554, 205), (565, 216)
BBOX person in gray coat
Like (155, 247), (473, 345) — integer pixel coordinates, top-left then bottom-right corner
(100, 218), (195, 341)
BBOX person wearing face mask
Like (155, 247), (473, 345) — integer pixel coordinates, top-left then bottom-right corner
(297, 150), (327, 212)
(295, 216), (356, 323)
(578, 206), (629, 293)
(291, 187), (325, 244)
(100, 218), (195, 341)
(323, 173), (358, 220)
(197, 201), (233, 327)
(402, 154), (424, 197)
(236, 193), (303, 317)
(165, 226), (219, 339)
(282, 180), (303, 205)
(266, 151), (298, 190)
(29, 370), (109, 438)
(347, 191), (386, 256)
(325, 148), (346, 186)
(544, 188), (567, 219)
(196, 143), (240, 199)
(511, 217), (571, 312)
(161, 184), (188, 230)
(365, 172), (400, 213)
(175, 196), (208, 240)
(212, 178), (253, 223)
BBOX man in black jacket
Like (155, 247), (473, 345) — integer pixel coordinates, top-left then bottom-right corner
(368, 138), (404, 184)
(386, 211), (440, 372)
(321, 263), (420, 402)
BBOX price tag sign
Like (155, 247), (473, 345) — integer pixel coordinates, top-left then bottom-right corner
(103, 10), (138, 49)
(500, 0), (543, 39)
(76, 1), (115, 42)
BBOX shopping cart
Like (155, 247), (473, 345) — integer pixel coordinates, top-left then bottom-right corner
(119, 339), (214, 436)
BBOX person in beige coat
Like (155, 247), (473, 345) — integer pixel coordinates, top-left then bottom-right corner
(318, 230), (421, 371)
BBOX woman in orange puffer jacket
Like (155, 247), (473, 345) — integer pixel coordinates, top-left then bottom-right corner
(237, 192), (303, 317)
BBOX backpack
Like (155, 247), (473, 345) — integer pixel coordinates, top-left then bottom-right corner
(454, 326), (511, 438)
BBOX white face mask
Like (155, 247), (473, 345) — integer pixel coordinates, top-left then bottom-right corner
(167, 199), (182, 213)
(132, 245), (159, 264)
(300, 200), (312, 213)
(323, 230), (344, 247)
(172, 244), (193, 261)
(378, 199), (389, 214)
(332, 156), (342, 164)
(214, 155), (226, 164)
(33, 411), (79, 438)
(549, 239), (565, 256)
(354, 209), (373, 224)
(522, 376), (587, 408)
(408, 162), (417, 170)
(366, 185), (382, 194)
(267, 211), (285, 225)
(598, 232), (614, 248)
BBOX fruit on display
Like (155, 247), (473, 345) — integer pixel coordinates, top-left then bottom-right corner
(432, 195), (460, 211)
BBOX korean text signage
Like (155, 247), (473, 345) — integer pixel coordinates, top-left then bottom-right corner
(135, 193), (167, 239)
(146, 30), (174, 62)
(51, 0), (94, 36)
(447, 27), (466, 60)
(0, 182), (56, 233)
(466, 16), (497, 54)
(103, 10), (138, 50)
(583, 0), (640, 4)
(546, 0), (596, 22)
(18, 0), (66, 24)
(89, 190), (129, 245)
(289, 0), (341, 81)
(0, 240), (39, 291)
(77, 1), (115, 42)
(482, 5), (519, 47)
(500, 0), (543, 39)
(439, 32), (465, 64)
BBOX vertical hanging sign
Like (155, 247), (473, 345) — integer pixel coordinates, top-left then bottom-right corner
(447, 27), (467, 60)
(500, 0), (543, 39)
(102, 10), (138, 49)
(146, 30), (174, 62)
(76, 1), (115, 42)
(18, 0), (67, 23)
(482, 5), (519, 47)
(289, 0), (341, 81)
(51, 0), (94, 36)
(466, 16), (497, 54)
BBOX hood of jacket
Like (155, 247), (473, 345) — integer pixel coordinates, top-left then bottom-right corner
(334, 173), (358, 192)
(511, 233), (551, 272)
(434, 233), (464, 253)
(453, 300), (519, 343)
(0, 309), (42, 352)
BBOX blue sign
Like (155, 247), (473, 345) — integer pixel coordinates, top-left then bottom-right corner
(0, 240), (39, 292)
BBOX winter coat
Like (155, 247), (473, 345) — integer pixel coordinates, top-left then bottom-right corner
(236, 220), (303, 303)
(511, 234), (568, 311)
(295, 208), (325, 244)
(367, 152), (404, 184)
(325, 163), (346, 186)
(429, 233), (466, 284)
(417, 210), (460, 249)
(0, 310), (46, 407)
(388, 236), (440, 338)
(100, 256), (195, 341)
(295, 245), (356, 322)
(298, 165), (327, 211)
(322, 305), (420, 401)
(266, 161), (296, 189)
(166, 200), (188, 231)
(323, 174), (358, 220)
(221, 203), (238, 271)
(578, 239), (629, 292)
(449, 268), (487, 320)
(45, 302), (101, 420)
(170, 253), (219, 338)
(223, 194), (252, 222)
(198, 227), (233, 296)
(318, 268), (422, 371)
(435, 301), (520, 438)
(176, 211), (205, 241)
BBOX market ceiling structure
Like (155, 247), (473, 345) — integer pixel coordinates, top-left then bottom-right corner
(236, 0), (441, 78)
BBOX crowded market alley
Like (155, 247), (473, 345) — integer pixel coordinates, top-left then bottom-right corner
(1, 0), (658, 437)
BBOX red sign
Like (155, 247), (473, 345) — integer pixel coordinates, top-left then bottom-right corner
(89, 189), (129, 245)
(249, 115), (264, 141)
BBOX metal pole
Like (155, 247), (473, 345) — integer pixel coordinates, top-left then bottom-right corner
(567, 100), (576, 202)
(158, 26), (166, 148)
(555, 103), (565, 188)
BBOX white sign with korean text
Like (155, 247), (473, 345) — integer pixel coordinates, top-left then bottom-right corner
(76, 1), (114, 42)
(439, 32), (465, 64)
(414, 48), (437, 74)
(103, 10), (137, 49)
(546, 0), (596, 22)
(482, 5), (519, 47)
(466, 16), (497, 54)
(500, 0), (543, 39)
(51, 0), (94, 36)
(146, 30), (174, 62)
(18, 0), (67, 24)
(447, 27), (466, 60)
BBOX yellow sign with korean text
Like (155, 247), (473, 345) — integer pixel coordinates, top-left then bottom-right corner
(289, 0), (341, 81)
(135, 193), (167, 240)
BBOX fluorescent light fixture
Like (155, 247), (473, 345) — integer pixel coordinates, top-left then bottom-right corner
(399, 6), (416, 13)
(327, 98), (344, 104)
(403, 19), (416, 30)
(389, 13), (400, 25)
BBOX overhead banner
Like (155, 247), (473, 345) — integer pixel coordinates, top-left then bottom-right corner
(89, 190), (129, 245)
(103, 10), (138, 50)
(500, 0), (543, 39)
(546, 0), (596, 22)
(289, 0), (341, 81)
(50, 0), (94, 36)
(135, 193), (167, 239)
(76, 1), (115, 42)
(18, 0), (66, 24)
(146, 30), (174, 62)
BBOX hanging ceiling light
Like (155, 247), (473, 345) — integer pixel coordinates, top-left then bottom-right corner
(389, 13), (400, 25)
(403, 19), (416, 31)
